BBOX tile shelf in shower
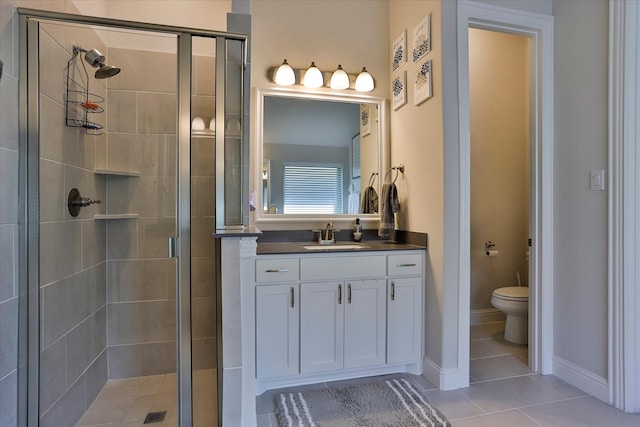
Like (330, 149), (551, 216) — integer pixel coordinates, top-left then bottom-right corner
(94, 168), (141, 177)
(94, 213), (139, 220)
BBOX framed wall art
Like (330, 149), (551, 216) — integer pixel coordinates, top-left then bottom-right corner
(392, 71), (407, 110)
(414, 58), (433, 105)
(392, 30), (407, 72)
(412, 13), (431, 62)
(361, 104), (371, 136)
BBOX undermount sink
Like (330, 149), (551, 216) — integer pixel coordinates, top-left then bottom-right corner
(303, 244), (368, 250)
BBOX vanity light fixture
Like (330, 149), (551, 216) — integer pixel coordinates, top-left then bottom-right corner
(330, 64), (350, 90)
(274, 59), (295, 86)
(355, 67), (374, 92)
(303, 62), (323, 88)
(270, 61), (375, 91)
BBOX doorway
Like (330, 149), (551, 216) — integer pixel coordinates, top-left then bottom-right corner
(468, 28), (531, 382)
(455, 1), (555, 388)
(18, 10), (246, 427)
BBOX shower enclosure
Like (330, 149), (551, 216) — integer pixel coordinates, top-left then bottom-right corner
(18, 9), (246, 427)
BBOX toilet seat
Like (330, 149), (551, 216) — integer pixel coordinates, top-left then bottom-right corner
(492, 286), (528, 301)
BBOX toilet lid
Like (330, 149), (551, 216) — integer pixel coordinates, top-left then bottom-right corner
(493, 286), (528, 301)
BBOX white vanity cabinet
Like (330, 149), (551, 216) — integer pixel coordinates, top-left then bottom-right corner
(387, 253), (423, 363)
(387, 277), (422, 363)
(255, 284), (299, 379)
(255, 258), (301, 379)
(300, 279), (387, 374)
(254, 250), (424, 390)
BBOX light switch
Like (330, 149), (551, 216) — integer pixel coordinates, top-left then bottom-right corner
(590, 170), (605, 191)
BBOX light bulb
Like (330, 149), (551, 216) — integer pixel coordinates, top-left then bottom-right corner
(274, 59), (295, 86)
(355, 67), (374, 92)
(303, 62), (323, 88)
(330, 64), (349, 90)
(192, 117), (205, 130)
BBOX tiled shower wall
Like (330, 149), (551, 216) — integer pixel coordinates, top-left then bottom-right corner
(103, 46), (179, 378)
(103, 47), (217, 378)
(37, 19), (109, 427)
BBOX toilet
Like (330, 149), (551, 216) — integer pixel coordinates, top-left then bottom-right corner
(491, 286), (529, 344)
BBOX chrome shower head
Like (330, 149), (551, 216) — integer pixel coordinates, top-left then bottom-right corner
(73, 45), (121, 79)
(95, 64), (121, 79)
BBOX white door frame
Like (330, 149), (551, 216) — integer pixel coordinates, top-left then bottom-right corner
(456, 1), (555, 383)
(608, 0), (640, 413)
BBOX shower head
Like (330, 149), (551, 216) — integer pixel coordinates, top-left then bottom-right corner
(73, 45), (121, 79)
(95, 64), (121, 79)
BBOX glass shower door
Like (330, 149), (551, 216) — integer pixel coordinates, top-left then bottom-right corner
(22, 10), (245, 427)
(186, 33), (245, 427)
(32, 18), (181, 427)
(188, 35), (218, 427)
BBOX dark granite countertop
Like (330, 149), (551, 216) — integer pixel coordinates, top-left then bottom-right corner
(256, 229), (428, 255)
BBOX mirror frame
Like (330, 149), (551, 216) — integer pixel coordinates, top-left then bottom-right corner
(254, 87), (388, 226)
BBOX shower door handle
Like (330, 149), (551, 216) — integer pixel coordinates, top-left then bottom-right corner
(168, 237), (177, 258)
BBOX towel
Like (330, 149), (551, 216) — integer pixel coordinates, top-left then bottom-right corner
(360, 186), (379, 214)
(347, 183), (360, 214)
(378, 183), (400, 238)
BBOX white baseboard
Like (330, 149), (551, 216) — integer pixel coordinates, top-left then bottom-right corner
(422, 357), (468, 391)
(470, 308), (506, 325)
(553, 355), (609, 403)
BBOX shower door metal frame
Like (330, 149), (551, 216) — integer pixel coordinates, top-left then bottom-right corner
(18, 9), (247, 427)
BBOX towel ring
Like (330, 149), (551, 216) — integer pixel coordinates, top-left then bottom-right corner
(368, 172), (378, 187)
(384, 164), (405, 184)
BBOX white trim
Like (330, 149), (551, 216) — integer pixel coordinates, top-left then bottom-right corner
(608, 0), (640, 413)
(470, 308), (505, 326)
(257, 362), (422, 395)
(456, 0), (554, 388)
(422, 356), (460, 391)
(553, 356), (609, 404)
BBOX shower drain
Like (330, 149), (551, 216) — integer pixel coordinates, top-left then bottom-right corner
(143, 411), (167, 424)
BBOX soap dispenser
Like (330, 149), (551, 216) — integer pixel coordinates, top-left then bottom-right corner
(353, 218), (362, 242)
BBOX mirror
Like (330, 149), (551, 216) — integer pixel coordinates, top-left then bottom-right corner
(255, 88), (386, 221)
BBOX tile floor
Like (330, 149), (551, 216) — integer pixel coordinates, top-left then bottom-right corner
(256, 322), (640, 426)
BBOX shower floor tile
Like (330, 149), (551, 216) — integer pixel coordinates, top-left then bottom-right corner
(76, 373), (178, 427)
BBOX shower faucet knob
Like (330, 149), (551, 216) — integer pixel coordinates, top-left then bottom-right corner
(67, 188), (101, 217)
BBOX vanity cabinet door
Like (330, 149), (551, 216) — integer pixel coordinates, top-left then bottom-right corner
(344, 279), (387, 369)
(387, 277), (423, 364)
(300, 282), (344, 373)
(256, 284), (299, 379)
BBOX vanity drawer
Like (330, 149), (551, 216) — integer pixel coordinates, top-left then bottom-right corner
(300, 255), (386, 281)
(256, 258), (300, 282)
(387, 253), (422, 276)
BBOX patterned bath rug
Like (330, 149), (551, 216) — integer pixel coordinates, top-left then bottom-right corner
(274, 378), (450, 427)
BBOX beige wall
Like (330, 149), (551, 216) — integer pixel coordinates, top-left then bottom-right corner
(72, 0), (230, 31)
(469, 29), (529, 311)
(250, 0), (390, 228)
(389, 0), (445, 366)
